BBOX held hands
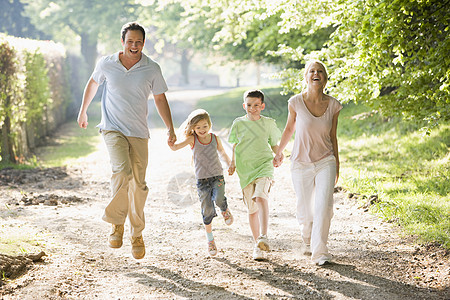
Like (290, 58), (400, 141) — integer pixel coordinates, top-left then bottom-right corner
(167, 129), (177, 147)
(273, 152), (284, 167)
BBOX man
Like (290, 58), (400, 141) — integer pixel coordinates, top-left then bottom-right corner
(77, 22), (176, 259)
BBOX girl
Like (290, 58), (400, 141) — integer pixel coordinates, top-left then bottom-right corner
(274, 60), (342, 266)
(170, 109), (233, 256)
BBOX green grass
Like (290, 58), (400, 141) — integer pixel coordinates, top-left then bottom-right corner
(338, 102), (450, 248)
(35, 125), (101, 168)
(198, 88), (450, 249)
(32, 101), (102, 168)
(0, 220), (48, 255)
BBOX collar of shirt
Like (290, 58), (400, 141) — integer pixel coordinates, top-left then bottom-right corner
(113, 51), (149, 69)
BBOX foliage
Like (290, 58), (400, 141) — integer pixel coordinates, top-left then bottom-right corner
(265, 0), (450, 128)
(172, 0), (332, 65)
(24, 51), (50, 126)
(0, 38), (19, 163)
(160, 0), (449, 128)
(13, 0), (449, 127)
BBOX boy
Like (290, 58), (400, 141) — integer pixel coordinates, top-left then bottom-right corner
(228, 89), (281, 260)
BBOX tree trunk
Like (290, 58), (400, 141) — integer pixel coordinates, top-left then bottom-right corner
(80, 33), (98, 73)
(181, 49), (190, 85)
(1, 105), (16, 163)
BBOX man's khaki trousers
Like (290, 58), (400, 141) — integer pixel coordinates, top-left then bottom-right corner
(101, 130), (149, 238)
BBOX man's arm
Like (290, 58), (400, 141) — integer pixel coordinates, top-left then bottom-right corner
(77, 78), (99, 129)
(153, 93), (176, 146)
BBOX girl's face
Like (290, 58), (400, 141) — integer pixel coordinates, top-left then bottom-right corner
(193, 119), (211, 138)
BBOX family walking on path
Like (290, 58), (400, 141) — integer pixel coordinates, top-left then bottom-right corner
(77, 21), (343, 267)
(2, 20), (447, 300)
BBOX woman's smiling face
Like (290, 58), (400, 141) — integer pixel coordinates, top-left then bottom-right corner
(305, 62), (328, 89)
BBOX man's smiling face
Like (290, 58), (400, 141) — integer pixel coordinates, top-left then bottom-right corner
(122, 30), (144, 60)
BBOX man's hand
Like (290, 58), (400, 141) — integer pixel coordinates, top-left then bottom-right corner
(167, 129), (176, 147)
(77, 112), (88, 129)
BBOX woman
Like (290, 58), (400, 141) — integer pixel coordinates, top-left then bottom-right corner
(274, 60), (342, 266)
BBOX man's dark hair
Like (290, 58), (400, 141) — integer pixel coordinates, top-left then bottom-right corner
(121, 22), (146, 42)
(244, 89), (265, 103)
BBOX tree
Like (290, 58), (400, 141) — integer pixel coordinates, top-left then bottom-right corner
(0, 41), (18, 163)
(174, 0), (332, 80)
(256, 0), (450, 127)
(0, 0), (49, 39)
(138, 1), (199, 85)
(160, 0), (449, 127)
(21, 0), (140, 72)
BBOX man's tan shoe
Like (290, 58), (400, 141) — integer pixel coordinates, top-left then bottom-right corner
(131, 235), (145, 259)
(108, 224), (124, 248)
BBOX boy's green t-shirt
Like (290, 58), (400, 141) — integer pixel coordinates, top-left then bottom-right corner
(228, 115), (281, 189)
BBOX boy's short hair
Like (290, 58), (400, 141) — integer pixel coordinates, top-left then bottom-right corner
(244, 89), (264, 103)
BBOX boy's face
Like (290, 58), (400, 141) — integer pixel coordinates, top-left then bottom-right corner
(243, 97), (265, 119)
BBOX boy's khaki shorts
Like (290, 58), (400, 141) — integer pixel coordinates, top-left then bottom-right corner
(242, 177), (273, 214)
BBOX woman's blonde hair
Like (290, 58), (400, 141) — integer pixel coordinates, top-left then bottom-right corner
(303, 60), (328, 90)
(182, 109), (212, 138)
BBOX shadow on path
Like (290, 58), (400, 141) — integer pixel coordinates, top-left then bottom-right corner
(126, 265), (253, 299)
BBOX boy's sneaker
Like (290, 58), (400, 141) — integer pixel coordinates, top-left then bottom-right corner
(208, 240), (217, 256)
(253, 244), (265, 261)
(256, 234), (270, 251)
(131, 235), (145, 259)
(108, 224), (124, 248)
(221, 209), (234, 225)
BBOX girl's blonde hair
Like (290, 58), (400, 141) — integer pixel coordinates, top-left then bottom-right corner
(303, 59), (328, 90)
(182, 109), (212, 138)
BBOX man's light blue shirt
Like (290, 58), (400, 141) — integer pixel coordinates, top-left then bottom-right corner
(91, 52), (168, 138)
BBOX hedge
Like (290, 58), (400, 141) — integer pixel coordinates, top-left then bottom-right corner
(0, 34), (75, 164)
